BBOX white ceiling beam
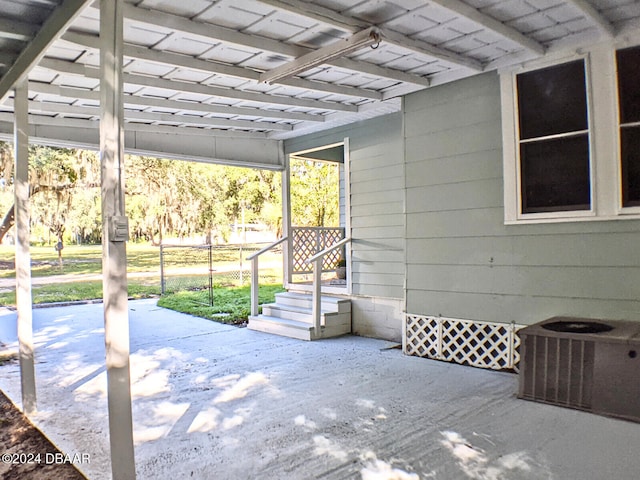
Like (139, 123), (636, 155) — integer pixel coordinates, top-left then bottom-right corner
(0, 114), (285, 169)
(378, 29), (482, 71)
(120, 71), (359, 113)
(28, 81), (101, 100)
(37, 57), (360, 112)
(428, 0), (545, 56)
(0, 18), (39, 41)
(26, 81), (325, 122)
(0, 111), (270, 138)
(123, 122), (269, 138)
(26, 0), (60, 6)
(566, 0), (616, 37)
(62, 31), (383, 101)
(0, 54), (16, 68)
(114, 3), (430, 87)
(1, 98), (294, 131)
(122, 94), (323, 123)
(256, 0), (483, 71)
(0, 0), (93, 101)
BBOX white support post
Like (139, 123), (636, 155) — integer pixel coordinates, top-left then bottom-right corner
(14, 80), (36, 414)
(100, 1), (136, 479)
(312, 259), (322, 337)
(251, 257), (259, 316)
(281, 154), (291, 286)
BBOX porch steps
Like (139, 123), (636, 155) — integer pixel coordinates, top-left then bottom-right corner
(248, 291), (351, 341)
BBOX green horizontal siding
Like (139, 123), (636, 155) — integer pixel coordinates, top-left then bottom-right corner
(404, 71), (640, 325)
(407, 290), (640, 325)
(284, 113), (405, 300)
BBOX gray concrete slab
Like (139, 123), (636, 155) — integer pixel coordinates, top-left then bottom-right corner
(1, 300), (639, 480)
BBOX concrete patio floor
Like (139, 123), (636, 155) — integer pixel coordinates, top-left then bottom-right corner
(1, 300), (639, 480)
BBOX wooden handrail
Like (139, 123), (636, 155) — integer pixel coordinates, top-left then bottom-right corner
(306, 237), (351, 338)
(247, 236), (288, 260)
(249, 236), (287, 316)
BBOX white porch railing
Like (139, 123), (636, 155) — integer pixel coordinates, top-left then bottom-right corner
(305, 237), (351, 335)
(247, 237), (288, 316)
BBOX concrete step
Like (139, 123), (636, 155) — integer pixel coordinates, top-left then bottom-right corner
(248, 314), (352, 341)
(262, 303), (340, 323)
(274, 291), (351, 313)
(248, 291), (352, 341)
(247, 315), (314, 341)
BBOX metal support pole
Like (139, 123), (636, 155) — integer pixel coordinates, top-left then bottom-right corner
(100, 1), (136, 479)
(14, 80), (36, 414)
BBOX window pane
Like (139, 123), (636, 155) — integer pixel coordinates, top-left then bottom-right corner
(621, 126), (640, 207)
(617, 46), (640, 124)
(520, 135), (591, 213)
(517, 60), (588, 140)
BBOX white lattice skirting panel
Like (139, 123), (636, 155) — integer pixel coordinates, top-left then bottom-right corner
(403, 314), (523, 371)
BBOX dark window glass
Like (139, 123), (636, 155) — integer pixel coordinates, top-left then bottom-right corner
(517, 60), (588, 140)
(520, 135), (591, 213)
(621, 126), (640, 207)
(617, 46), (640, 208)
(617, 46), (640, 124)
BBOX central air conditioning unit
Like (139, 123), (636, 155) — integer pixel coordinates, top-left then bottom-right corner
(518, 316), (640, 422)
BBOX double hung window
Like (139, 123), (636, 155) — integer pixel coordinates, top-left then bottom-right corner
(516, 60), (590, 214)
(617, 46), (640, 208)
(502, 41), (640, 223)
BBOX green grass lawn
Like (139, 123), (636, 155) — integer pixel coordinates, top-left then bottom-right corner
(0, 280), (160, 305)
(0, 244), (161, 278)
(0, 243), (285, 325)
(0, 243), (279, 279)
(0, 281), (283, 325)
(157, 284), (286, 325)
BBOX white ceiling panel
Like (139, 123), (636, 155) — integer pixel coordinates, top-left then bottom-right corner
(0, 0), (638, 142)
(72, 12), (100, 34)
(597, 1), (640, 23)
(199, 44), (261, 65)
(245, 12), (318, 41)
(124, 60), (176, 77)
(55, 75), (99, 90)
(161, 35), (217, 56)
(45, 44), (84, 62)
(137, 0), (214, 17)
(384, 14), (439, 36)
(204, 76), (251, 89)
(76, 50), (99, 68)
(196, 1), (273, 30)
(165, 69), (213, 84)
(408, 62), (451, 76)
(124, 24), (170, 47)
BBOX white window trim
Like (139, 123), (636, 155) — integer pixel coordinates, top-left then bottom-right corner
(500, 37), (640, 225)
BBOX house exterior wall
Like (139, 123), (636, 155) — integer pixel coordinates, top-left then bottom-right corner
(286, 69), (640, 343)
(405, 71), (640, 326)
(285, 114), (406, 341)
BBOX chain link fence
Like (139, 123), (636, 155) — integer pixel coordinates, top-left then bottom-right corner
(160, 243), (283, 305)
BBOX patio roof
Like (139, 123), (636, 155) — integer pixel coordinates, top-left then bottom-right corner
(1, 299), (639, 479)
(0, 0), (638, 161)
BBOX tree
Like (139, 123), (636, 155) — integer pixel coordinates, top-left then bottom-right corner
(0, 144), (99, 244)
(290, 158), (339, 227)
(0, 141), (283, 246)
